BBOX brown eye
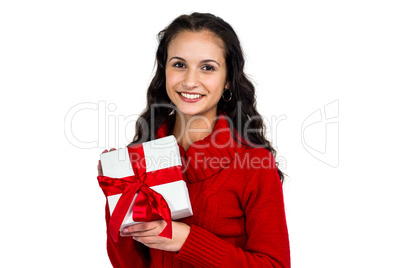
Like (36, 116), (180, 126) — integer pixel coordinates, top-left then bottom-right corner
(173, 62), (186, 68)
(202, 65), (215, 71)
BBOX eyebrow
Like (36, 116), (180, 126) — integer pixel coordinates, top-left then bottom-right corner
(169, 56), (221, 67)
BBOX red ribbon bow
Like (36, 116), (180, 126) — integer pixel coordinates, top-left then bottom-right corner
(97, 145), (182, 242)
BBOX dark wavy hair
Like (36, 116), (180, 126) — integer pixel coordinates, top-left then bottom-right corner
(130, 12), (284, 182)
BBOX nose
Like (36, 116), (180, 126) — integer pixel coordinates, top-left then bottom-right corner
(182, 68), (199, 90)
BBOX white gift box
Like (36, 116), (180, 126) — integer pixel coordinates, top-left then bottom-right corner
(100, 135), (193, 230)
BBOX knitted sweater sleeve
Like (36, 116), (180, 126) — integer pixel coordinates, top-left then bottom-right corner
(176, 150), (291, 268)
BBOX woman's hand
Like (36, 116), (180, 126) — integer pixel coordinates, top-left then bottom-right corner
(120, 220), (191, 252)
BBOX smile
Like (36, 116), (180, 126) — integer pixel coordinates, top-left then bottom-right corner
(177, 92), (204, 103)
(179, 92), (203, 99)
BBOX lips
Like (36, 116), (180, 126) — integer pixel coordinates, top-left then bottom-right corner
(177, 91), (204, 103)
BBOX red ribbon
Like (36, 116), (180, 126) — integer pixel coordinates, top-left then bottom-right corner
(97, 144), (183, 242)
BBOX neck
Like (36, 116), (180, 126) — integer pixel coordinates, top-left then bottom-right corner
(172, 111), (218, 151)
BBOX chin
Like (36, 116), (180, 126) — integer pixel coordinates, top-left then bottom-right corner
(173, 103), (217, 119)
(176, 109), (201, 117)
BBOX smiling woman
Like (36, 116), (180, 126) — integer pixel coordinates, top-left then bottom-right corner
(98, 12), (290, 268)
(165, 30), (229, 125)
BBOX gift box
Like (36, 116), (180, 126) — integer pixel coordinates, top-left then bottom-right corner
(98, 135), (193, 242)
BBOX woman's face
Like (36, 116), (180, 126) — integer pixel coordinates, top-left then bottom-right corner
(165, 30), (229, 120)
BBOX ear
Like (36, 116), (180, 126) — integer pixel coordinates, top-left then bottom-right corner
(225, 81), (231, 89)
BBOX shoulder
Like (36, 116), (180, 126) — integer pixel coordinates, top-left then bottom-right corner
(236, 147), (284, 207)
(233, 145), (277, 172)
(225, 145), (281, 195)
(236, 146), (282, 193)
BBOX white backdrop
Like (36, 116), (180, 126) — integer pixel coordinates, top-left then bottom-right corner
(1, 1), (401, 267)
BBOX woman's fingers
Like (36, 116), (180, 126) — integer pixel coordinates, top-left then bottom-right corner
(98, 160), (103, 176)
(120, 221), (166, 237)
(126, 221), (165, 232)
(129, 221), (191, 252)
(121, 228), (160, 238)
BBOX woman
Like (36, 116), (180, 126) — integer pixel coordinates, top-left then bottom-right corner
(99, 12), (290, 267)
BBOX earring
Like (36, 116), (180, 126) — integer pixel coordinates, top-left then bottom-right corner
(222, 88), (232, 102)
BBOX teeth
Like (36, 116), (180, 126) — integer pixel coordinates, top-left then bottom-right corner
(180, 92), (202, 99)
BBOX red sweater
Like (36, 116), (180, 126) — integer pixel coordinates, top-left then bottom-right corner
(105, 114), (290, 267)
